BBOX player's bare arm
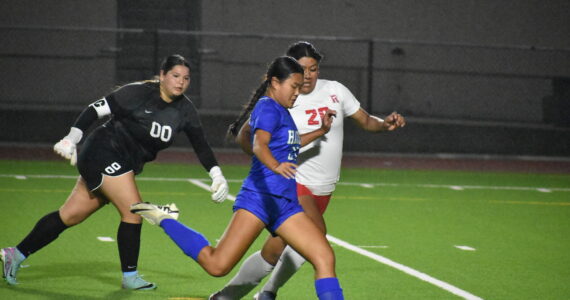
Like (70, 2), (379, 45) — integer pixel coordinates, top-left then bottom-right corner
(238, 109), (336, 156)
(299, 109), (336, 146)
(236, 120), (254, 156)
(253, 129), (297, 179)
(350, 108), (406, 132)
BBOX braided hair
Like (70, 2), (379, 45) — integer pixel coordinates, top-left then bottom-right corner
(227, 56), (303, 138)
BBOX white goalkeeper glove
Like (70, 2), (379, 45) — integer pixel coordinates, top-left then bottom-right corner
(53, 127), (83, 166)
(209, 166), (229, 203)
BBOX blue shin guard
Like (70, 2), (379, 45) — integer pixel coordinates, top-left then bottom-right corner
(160, 219), (210, 261)
(315, 277), (344, 300)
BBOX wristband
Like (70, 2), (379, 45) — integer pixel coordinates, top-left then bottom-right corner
(66, 127), (83, 144)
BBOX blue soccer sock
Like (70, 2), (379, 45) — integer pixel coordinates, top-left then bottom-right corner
(160, 219), (210, 261)
(315, 277), (344, 300)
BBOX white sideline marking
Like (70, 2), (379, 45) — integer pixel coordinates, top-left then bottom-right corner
(0, 173), (486, 298)
(187, 179), (236, 202)
(0, 172), (561, 296)
(97, 236), (115, 242)
(187, 179), (482, 300)
(454, 245), (476, 251)
(327, 235), (483, 300)
(1, 174), (569, 192)
(356, 245), (389, 249)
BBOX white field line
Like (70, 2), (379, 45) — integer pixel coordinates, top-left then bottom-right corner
(327, 235), (483, 300)
(187, 179), (237, 202)
(2, 173), (568, 192)
(337, 181), (570, 192)
(2, 173), (560, 298)
(2, 174), (488, 298)
(186, 179), (483, 300)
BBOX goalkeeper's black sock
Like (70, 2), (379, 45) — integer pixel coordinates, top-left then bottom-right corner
(17, 211), (69, 257)
(117, 222), (142, 273)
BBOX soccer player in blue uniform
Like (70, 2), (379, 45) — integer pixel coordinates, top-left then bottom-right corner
(212, 42), (406, 300)
(131, 56), (344, 299)
(0, 54), (229, 290)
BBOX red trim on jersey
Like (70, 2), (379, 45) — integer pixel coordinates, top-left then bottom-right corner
(296, 183), (331, 215)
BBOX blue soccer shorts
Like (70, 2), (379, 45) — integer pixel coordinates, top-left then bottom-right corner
(233, 188), (304, 236)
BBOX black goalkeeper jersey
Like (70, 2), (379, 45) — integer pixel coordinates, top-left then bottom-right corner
(77, 81), (217, 175)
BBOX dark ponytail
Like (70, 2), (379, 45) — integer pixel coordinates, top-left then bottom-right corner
(227, 56), (303, 138)
(227, 79), (270, 138)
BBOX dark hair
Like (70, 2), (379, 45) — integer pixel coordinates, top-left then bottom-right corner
(286, 41), (323, 62)
(160, 54), (191, 74)
(227, 56), (303, 138)
(117, 54), (191, 90)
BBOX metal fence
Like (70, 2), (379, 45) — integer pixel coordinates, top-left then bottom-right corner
(2, 25), (570, 126)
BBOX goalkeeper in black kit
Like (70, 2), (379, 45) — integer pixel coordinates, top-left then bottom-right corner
(0, 54), (229, 290)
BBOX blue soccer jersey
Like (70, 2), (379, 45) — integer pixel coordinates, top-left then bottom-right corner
(241, 96), (301, 201)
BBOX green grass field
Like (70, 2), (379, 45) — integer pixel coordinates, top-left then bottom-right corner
(1, 159), (569, 299)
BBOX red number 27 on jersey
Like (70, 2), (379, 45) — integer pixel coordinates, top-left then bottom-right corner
(305, 107), (329, 125)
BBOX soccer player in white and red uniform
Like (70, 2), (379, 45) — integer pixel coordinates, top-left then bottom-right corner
(210, 42), (406, 300)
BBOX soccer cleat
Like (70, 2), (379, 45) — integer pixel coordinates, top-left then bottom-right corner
(209, 291), (239, 300)
(1, 247), (22, 285)
(130, 202), (179, 225)
(121, 273), (157, 290)
(253, 291), (277, 300)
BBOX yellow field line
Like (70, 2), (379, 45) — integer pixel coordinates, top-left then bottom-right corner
(490, 200), (570, 206)
(333, 195), (425, 201)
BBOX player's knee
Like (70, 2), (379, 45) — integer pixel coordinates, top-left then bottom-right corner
(260, 249), (282, 265)
(202, 256), (234, 277)
(309, 248), (335, 270)
(205, 263), (233, 277)
(261, 238), (287, 265)
(59, 212), (84, 226)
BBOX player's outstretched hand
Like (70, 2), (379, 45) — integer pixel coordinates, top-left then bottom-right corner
(209, 166), (229, 203)
(383, 112), (406, 131)
(272, 162), (298, 179)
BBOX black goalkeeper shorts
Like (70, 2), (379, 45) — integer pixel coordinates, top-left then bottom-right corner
(76, 127), (134, 191)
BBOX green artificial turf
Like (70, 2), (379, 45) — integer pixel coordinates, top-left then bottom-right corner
(1, 160), (569, 299)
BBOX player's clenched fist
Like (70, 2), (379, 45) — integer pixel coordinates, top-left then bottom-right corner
(53, 127), (83, 166)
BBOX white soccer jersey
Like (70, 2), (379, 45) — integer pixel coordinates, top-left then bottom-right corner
(290, 79), (361, 188)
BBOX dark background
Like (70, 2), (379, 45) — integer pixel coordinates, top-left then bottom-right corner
(1, 0), (569, 157)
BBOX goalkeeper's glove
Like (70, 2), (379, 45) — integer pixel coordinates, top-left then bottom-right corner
(209, 166), (229, 203)
(53, 127), (83, 166)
